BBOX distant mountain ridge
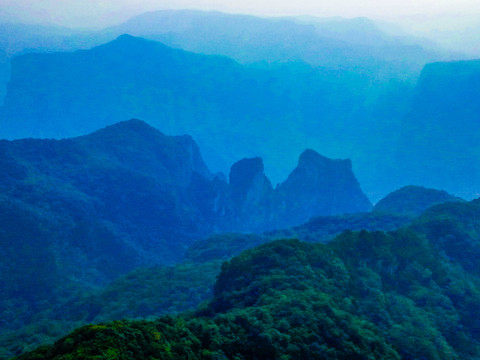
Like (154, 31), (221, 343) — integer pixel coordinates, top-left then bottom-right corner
(0, 33), (377, 184)
(0, 10), (452, 105)
(0, 13), (470, 200)
(107, 9), (448, 76)
(373, 185), (463, 216)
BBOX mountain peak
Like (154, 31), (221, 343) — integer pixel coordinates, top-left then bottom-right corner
(275, 150), (371, 225)
(229, 158), (270, 203)
(116, 33), (137, 41)
(82, 119), (164, 141)
(229, 157), (265, 184)
(94, 33), (171, 55)
(98, 118), (154, 130)
(111, 33), (154, 45)
(298, 149), (351, 170)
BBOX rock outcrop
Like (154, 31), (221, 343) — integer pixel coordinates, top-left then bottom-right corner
(222, 149), (372, 231)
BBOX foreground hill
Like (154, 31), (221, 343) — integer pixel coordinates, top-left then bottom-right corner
(15, 207), (480, 359)
(4, 195), (478, 358)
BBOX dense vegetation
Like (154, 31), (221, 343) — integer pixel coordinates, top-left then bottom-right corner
(2, 197), (478, 359)
(14, 217), (480, 359)
(0, 118), (376, 359)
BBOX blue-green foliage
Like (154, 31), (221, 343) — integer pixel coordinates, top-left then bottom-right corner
(13, 223), (480, 360)
(8, 198), (480, 359)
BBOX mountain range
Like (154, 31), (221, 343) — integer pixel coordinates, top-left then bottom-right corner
(0, 161), (469, 358)
(0, 119), (373, 357)
(0, 34), (375, 184)
(2, 11), (479, 201)
(1, 32), (476, 201)
(1, 10), (480, 359)
(0, 9), (455, 101)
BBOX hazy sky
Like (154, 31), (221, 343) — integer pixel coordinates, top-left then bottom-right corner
(1, 0), (480, 28)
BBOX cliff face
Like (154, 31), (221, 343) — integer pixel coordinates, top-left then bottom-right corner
(396, 59), (480, 198)
(222, 149), (372, 231)
(272, 149), (372, 228)
(228, 157), (273, 232)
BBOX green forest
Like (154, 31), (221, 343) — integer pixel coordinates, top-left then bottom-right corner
(9, 198), (480, 359)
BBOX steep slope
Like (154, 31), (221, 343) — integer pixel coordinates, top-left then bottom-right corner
(274, 149), (372, 227)
(228, 158), (273, 232)
(396, 60), (480, 199)
(0, 119), (221, 343)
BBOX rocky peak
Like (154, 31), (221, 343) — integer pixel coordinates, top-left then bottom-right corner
(229, 157), (273, 210)
(273, 149), (372, 228)
(294, 149), (353, 184)
(78, 119), (213, 187)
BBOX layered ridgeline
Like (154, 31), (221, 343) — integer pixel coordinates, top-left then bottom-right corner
(106, 10), (448, 77)
(396, 59), (480, 199)
(0, 32), (457, 201)
(0, 119), (372, 356)
(14, 199), (480, 359)
(0, 33), (391, 186)
(0, 118), (371, 270)
(0, 10), (453, 102)
(0, 181), (466, 358)
(1, 12), (473, 200)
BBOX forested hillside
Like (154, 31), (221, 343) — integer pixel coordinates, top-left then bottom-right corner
(15, 209), (480, 359)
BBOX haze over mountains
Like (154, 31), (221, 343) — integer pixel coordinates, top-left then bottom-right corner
(2, 7), (480, 360)
(0, 118), (472, 357)
(0, 10), (453, 103)
(1, 12), (479, 200)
